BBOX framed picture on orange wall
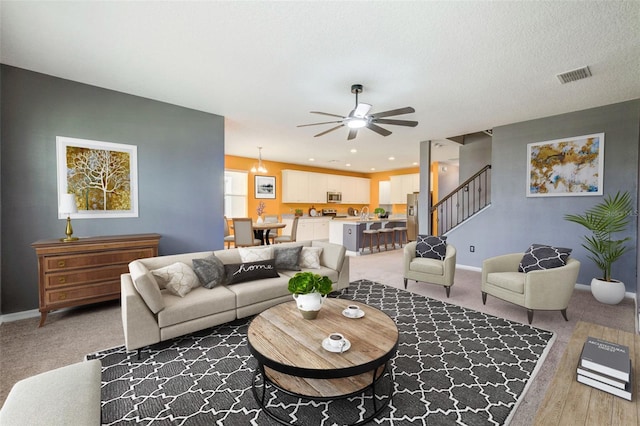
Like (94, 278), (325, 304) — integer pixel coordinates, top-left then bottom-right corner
(255, 175), (276, 199)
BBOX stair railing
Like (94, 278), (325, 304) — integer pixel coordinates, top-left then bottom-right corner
(431, 165), (491, 235)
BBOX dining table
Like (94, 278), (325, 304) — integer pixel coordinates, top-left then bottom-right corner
(252, 222), (286, 245)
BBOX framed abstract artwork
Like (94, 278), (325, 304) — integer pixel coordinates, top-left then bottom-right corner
(255, 175), (276, 199)
(526, 133), (604, 197)
(56, 136), (139, 218)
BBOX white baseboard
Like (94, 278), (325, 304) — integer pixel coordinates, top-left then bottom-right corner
(0, 308), (42, 324)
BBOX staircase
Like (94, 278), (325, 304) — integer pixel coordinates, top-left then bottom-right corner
(431, 165), (491, 235)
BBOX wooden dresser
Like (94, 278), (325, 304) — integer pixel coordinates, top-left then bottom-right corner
(32, 233), (161, 326)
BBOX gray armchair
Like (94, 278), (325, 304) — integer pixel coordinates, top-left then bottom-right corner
(481, 253), (580, 324)
(403, 241), (457, 297)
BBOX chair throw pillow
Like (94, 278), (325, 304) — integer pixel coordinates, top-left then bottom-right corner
(192, 255), (226, 289)
(238, 246), (274, 263)
(151, 262), (201, 297)
(273, 245), (303, 271)
(299, 247), (323, 269)
(518, 244), (572, 273)
(416, 235), (447, 260)
(224, 259), (280, 285)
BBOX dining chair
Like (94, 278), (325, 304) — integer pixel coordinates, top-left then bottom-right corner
(264, 214), (279, 244)
(274, 216), (299, 243)
(232, 218), (261, 247)
(223, 216), (235, 249)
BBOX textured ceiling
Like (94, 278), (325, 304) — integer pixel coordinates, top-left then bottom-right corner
(2, 1), (639, 173)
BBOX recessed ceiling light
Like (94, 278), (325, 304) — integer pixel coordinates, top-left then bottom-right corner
(309, 158), (315, 162)
(388, 156), (395, 161)
(345, 163), (351, 167)
(370, 167), (376, 171)
(412, 162), (418, 166)
(350, 149), (357, 153)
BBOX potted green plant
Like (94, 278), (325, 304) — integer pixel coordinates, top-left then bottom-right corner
(374, 207), (385, 218)
(564, 191), (632, 304)
(294, 209), (303, 217)
(287, 272), (333, 319)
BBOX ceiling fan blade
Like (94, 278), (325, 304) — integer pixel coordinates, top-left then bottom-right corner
(366, 122), (392, 137)
(353, 103), (372, 118)
(310, 111), (346, 119)
(297, 120), (343, 128)
(373, 118), (419, 127)
(347, 128), (358, 140)
(314, 124), (344, 137)
(370, 106), (415, 118)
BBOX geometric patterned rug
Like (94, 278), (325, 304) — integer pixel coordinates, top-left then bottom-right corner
(87, 280), (555, 425)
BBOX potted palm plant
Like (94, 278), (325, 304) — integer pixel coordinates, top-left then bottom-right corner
(564, 191), (632, 304)
(288, 272), (333, 319)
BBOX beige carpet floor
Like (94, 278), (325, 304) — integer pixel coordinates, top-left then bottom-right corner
(1, 248), (636, 425)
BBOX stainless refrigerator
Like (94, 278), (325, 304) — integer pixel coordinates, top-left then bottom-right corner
(407, 193), (419, 241)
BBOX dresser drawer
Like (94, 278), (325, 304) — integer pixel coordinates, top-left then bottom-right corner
(45, 265), (130, 289)
(44, 248), (156, 272)
(46, 281), (120, 305)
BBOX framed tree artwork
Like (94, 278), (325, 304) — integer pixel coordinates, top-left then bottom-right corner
(56, 136), (139, 218)
(526, 133), (604, 197)
(255, 175), (276, 199)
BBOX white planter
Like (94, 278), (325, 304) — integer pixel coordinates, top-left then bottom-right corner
(590, 277), (626, 305)
(292, 292), (326, 319)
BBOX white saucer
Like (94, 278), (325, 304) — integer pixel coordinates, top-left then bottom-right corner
(342, 309), (365, 319)
(322, 337), (351, 353)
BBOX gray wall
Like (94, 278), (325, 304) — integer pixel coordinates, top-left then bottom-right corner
(1, 65), (225, 314)
(449, 99), (640, 291)
(459, 133), (492, 182)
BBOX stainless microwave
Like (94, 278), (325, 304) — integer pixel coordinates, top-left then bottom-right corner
(327, 192), (342, 203)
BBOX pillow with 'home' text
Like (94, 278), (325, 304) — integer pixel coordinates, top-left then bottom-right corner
(223, 259), (280, 285)
(415, 235), (447, 260)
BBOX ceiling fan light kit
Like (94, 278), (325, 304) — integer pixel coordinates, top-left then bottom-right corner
(297, 84), (418, 140)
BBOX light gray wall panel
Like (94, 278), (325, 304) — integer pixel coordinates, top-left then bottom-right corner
(1, 65), (225, 314)
(449, 100), (640, 291)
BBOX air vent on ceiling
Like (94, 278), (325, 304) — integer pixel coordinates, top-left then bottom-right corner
(556, 66), (592, 84)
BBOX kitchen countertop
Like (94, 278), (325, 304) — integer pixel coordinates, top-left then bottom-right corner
(331, 217), (407, 223)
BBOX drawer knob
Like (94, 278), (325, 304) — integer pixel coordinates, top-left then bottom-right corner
(58, 293), (67, 300)
(57, 260), (66, 267)
(58, 277), (66, 283)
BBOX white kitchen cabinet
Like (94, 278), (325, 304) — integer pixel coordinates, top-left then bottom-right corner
(379, 181), (391, 205)
(307, 172), (327, 203)
(282, 170), (309, 202)
(341, 176), (370, 204)
(294, 217), (330, 241)
(390, 173), (419, 204)
(327, 174), (341, 192)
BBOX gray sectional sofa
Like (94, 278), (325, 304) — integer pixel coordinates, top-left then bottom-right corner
(121, 240), (349, 353)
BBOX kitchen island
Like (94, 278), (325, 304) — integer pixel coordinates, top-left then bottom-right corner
(329, 217), (407, 255)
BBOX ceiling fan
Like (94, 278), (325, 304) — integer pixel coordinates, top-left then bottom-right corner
(297, 84), (418, 140)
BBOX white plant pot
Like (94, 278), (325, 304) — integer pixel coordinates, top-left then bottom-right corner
(292, 292), (326, 319)
(590, 277), (626, 305)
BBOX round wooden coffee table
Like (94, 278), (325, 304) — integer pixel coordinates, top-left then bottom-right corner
(247, 298), (398, 425)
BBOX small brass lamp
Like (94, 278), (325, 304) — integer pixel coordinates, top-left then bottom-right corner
(59, 193), (79, 242)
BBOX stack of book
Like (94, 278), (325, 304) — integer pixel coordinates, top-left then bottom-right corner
(577, 336), (632, 400)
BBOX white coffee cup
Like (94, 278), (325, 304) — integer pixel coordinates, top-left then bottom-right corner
(328, 332), (345, 349)
(346, 305), (360, 317)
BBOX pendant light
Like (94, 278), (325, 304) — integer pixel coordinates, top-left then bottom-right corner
(250, 146), (268, 174)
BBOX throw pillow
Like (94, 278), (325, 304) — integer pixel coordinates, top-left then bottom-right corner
(273, 245), (303, 271)
(416, 235), (447, 260)
(192, 255), (226, 289)
(151, 262), (201, 297)
(300, 247), (323, 269)
(133, 272), (165, 314)
(518, 244), (572, 273)
(238, 246), (274, 263)
(224, 259), (280, 285)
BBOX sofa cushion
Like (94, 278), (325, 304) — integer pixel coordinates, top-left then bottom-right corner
(416, 235), (447, 260)
(212, 249), (243, 265)
(225, 275), (291, 307)
(279, 266), (339, 284)
(224, 259), (280, 285)
(409, 257), (445, 275)
(487, 272), (526, 293)
(157, 286), (237, 328)
(151, 262), (201, 297)
(192, 255), (226, 289)
(133, 272), (165, 313)
(300, 247), (323, 269)
(518, 244), (572, 273)
(238, 246), (274, 262)
(312, 240), (346, 271)
(273, 245), (303, 271)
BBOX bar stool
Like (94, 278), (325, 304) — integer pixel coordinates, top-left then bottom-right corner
(393, 226), (408, 248)
(361, 229), (379, 254)
(379, 228), (395, 250)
